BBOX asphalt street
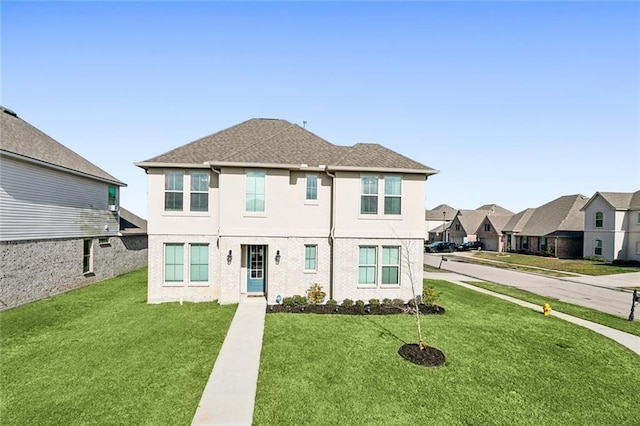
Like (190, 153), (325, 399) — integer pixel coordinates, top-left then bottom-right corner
(424, 253), (640, 320)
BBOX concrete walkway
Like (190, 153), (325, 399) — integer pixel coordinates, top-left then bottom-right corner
(426, 272), (640, 355)
(192, 297), (266, 425)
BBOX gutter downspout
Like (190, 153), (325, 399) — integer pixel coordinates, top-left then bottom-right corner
(325, 168), (336, 301)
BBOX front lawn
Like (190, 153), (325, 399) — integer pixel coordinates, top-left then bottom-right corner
(254, 279), (640, 425)
(0, 268), (237, 425)
(471, 252), (639, 275)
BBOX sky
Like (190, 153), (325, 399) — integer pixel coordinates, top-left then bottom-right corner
(2, 1), (639, 219)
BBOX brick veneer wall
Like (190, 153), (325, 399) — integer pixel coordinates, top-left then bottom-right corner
(0, 235), (147, 310)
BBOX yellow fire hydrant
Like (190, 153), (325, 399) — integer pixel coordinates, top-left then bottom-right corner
(543, 303), (552, 316)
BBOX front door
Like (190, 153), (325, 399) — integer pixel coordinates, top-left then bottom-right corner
(247, 245), (265, 293)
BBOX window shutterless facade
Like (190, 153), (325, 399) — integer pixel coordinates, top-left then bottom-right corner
(306, 174), (318, 201)
(594, 239), (602, 256)
(595, 212), (603, 228)
(190, 172), (209, 212)
(381, 246), (400, 285)
(521, 236), (528, 249)
(383, 176), (401, 215)
(165, 243), (184, 282)
(108, 186), (117, 206)
(360, 176), (378, 214)
(165, 172), (184, 211)
(189, 244), (209, 282)
(246, 171), (266, 212)
(304, 245), (317, 271)
(83, 239), (93, 274)
(358, 246), (377, 285)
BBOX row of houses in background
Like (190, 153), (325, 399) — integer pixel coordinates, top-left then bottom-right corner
(426, 191), (640, 263)
(0, 106), (148, 310)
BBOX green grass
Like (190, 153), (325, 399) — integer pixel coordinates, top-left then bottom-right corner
(463, 280), (640, 337)
(0, 268), (237, 426)
(254, 279), (640, 425)
(471, 252), (640, 275)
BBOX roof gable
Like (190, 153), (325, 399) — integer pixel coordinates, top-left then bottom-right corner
(1, 107), (125, 185)
(581, 191), (640, 211)
(519, 194), (589, 236)
(454, 210), (489, 234)
(425, 204), (457, 220)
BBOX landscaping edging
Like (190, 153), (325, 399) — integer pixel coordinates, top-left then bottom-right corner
(266, 304), (445, 315)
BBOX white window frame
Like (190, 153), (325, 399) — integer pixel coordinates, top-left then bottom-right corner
(190, 172), (209, 212)
(245, 170), (266, 213)
(305, 174), (318, 202)
(358, 246), (377, 285)
(383, 176), (402, 215)
(595, 212), (603, 228)
(304, 244), (317, 271)
(164, 171), (184, 211)
(594, 239), (603, 256)
(360, 176), (379, 215)
(381, 246), (400, 286)
(164, 243), (185, 284)
(189, 243), (209, 283)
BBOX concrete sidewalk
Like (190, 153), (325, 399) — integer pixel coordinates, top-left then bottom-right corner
(426, 272), (640, 355)
(192, 297), (266, 425)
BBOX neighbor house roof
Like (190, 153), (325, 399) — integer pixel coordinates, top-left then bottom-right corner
(483, 214), (514, 235)
(425, 204), (457, 220)
(518, 194), (589, 236)
(136, 118), (437, 175)
(453, 210), (489, 235)
(119, 207), (147, 236)
(581, 191), (640, 212)
(0, 106), (125, 186)
(502, 208), (536, 233)
(476, 204), (513, 215)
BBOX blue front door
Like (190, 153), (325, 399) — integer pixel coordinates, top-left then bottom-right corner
(247, 245), (265, 293)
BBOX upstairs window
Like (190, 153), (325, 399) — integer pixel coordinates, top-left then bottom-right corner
(595, 212), (603, 228)
(108, 186), (117, 206)
(306, 175), (318, 201)
(455, 224), (461, 231)
(383, 176), (402, 215)
(358, 246), (377, 285)
(361, 176), (378, 214)
(594, 239), (602, 256)
(381, 246), (400, 285)
(165, 172), (184, 211)
(484, 224), (491, 232)
(190, 172), (209, 212)
(246, 171), (266, 212)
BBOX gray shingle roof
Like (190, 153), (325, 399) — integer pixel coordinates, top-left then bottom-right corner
(0, 107), (125, 185)
(455, 210), (489, 234)
(138, 118), (436, 173)
(476, 204), (513, 215)
(519, 194), (589, 236)
(119, 207), (147, 235)
(503, 208), (536, 233)
(485, 214), (513, 235)
(582, 191), (640, 211)
(425, 204), (457, 220)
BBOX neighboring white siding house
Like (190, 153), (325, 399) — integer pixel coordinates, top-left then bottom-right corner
(136, 118), (437, 304)
(0, 106), (140, 310)
(582, 191), (640, 263)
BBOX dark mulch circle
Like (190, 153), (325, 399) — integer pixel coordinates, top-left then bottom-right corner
(267, 304), (445, 315)
(398, 343), (446, 367)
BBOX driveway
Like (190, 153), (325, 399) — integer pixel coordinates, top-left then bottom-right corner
(424, 254), (639, 320)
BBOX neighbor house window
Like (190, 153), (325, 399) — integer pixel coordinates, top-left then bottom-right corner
(594, 240), (602, 256)
(521, 236), (528, 249)
(361, 176), (378, 214)
(306, 175), (318, 201)
(540, 237), (547, 252)
(384, 176), (401, 215)
(165, 172), (184, 211)
(108, 186), (117, 206)
(381, 246), (400, 285)
(484, 224), (491, 232)
(165, 243), (184, 282)
(83, 239), (93, 274)
(246, 171), (266, 212)
(190, 172), (209, 212)
(637, 213), (640, 224)
(595, 212), (603, 228)
(358, 246), (377, 285)
(190, 244), (209, 282)
(304, 245), (317, 271)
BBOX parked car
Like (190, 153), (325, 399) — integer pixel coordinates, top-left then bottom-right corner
(456, 241), (483, 251)
(425, 241), (458, 253)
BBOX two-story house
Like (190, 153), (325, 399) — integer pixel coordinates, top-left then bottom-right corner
(581, 191), (640, 262)
(136, 118), (437, 304)
(0, 106), (145, 310)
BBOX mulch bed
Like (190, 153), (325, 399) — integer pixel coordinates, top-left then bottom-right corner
(266, 304), (445, 315)
(398, 343), (446, 367)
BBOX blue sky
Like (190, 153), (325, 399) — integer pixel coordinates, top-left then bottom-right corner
(3, 1), (639, 219)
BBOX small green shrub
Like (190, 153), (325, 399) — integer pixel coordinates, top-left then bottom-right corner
(355, 300), (365, 308)
(342, 298), (354, 307)
(392, 298), (405, 307)
(422, 286), (439, 306)
(291, 295), (308, 306)
(326, 299), (338, 306)
(282, 297), (295, 307)
(407, 298), (417, 308)
(368, 298), (380, 307)
(306, 283), (326, 305)
(381, 298), (393, 307)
